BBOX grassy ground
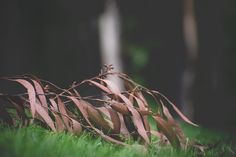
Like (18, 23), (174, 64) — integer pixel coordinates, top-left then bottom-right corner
(0, 124), (235, 157)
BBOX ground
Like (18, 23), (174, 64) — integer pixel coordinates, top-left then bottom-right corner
(0, 123), (235, 157)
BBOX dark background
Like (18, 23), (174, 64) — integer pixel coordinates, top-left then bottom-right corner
(1, 0), (236, 132)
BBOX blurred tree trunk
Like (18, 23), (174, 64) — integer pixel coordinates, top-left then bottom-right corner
(181, 0), (198, 119)
(99, 0), (124, 89)
(193, 0), (236, 131)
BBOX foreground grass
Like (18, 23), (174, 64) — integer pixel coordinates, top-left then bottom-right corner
(0, 124), (235, 157)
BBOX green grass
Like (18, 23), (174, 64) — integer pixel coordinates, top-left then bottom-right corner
(0, 124), (235, 157)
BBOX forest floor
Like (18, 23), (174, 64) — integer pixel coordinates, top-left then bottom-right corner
(0, 123), (235, 157)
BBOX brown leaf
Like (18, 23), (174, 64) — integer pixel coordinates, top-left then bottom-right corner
(118, 113), (130, 137)
(67, 96), (92, 126)
(110, 102), (130, 115)
(106, 107), (121, 134)
(153, 115), (180, 148)
(167, 119), (186, 145)
(57, 97), (71, 130)
(97, 105), (120, 134)
(131, 94), (151, 137)
(71, 118), (82, 135)
(119, 94), (150, 144)
(142, 115), (151, 138)
(134, 92), (149, 108)
(85, 101), (111, 132)
(157, 93), (198, 127)
(170, 102), (198, 127)
(97, 107), (110, 118)
(49, 98), (65, 131)
(0, 70), (196, 148)
(32, 79), (48, 112)
(35, 99), (56, 131)
(68, 96), (126, 145)
(11, 79), (37, 118)
(98, 79), (121, 95)
(87, 80), (112, 94)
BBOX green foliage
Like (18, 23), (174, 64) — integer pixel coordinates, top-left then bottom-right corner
(0, 124), (235, 157)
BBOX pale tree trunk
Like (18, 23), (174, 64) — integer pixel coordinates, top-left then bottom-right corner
(181, 0), (198, 119)
(98, 0), (129, 135)
(98, 0), (124, 90)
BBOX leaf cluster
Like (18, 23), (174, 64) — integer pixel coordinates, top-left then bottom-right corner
(0, 66), (197, 149)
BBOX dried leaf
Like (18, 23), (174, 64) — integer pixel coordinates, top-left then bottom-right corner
(49, 98), (65, 131)
(117, 113), (130, 137)
(57, 97), (71, 130)
(153, 115), (180, 148)
(85, 102), (111, 132)
(87, 80), (111, 94)
(0, 68), (197, 148)
(11, 79), (37, 118)
(67, 96), (92, 126)
(110, 102), (130, 115)
(157, 92), (198, 127)
(32, 79), (48, 111)
(71, 118), (82, 135)
(106, 107), (121, 134)
(35, 99), (56, 131)
(99, 79), (121, 95)
(119, 94), (150, 143)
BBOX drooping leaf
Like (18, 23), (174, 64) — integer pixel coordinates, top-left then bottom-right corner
(57, 97), (71, 130)
(119, 94), (150, 144)
(71, 118), (82, 135)
(0, 67), (198, 148)
(153, 115), (180, 148)
(35, 99), (56, 131)
(99, 78), (121, 95)
(32, 79), (48, 112)
(49, 98), (65, 131)
(110, 102), (130, 115)
(106, 107), (121, 134)
(10, 79), (37, 118)
(158, 93), (198, 127)
(87, 80), (112, 94)
(85, 101), (111, 132)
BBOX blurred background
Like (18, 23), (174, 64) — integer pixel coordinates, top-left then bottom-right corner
(1, 0), (236, 132)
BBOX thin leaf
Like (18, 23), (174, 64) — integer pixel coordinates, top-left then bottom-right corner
(35, 99), (56, 131)
(49, 98), (65, 131)
(110, 102), (130, 115)
(87, 80), (111, 94)
(153, 115), (180, 148)
(159, 93), (198, 127)
(71, 118), (82, 135)
(119, 94), (150, 143)
(99, 79), (121, 95)
(11, 79), (37, 118)
(85, 102), (111, 132)
(32, 79), (48, 111)
(68, 96), (126, 145)
(106, 107), (121, 134)
(57, 97), (71, 130)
